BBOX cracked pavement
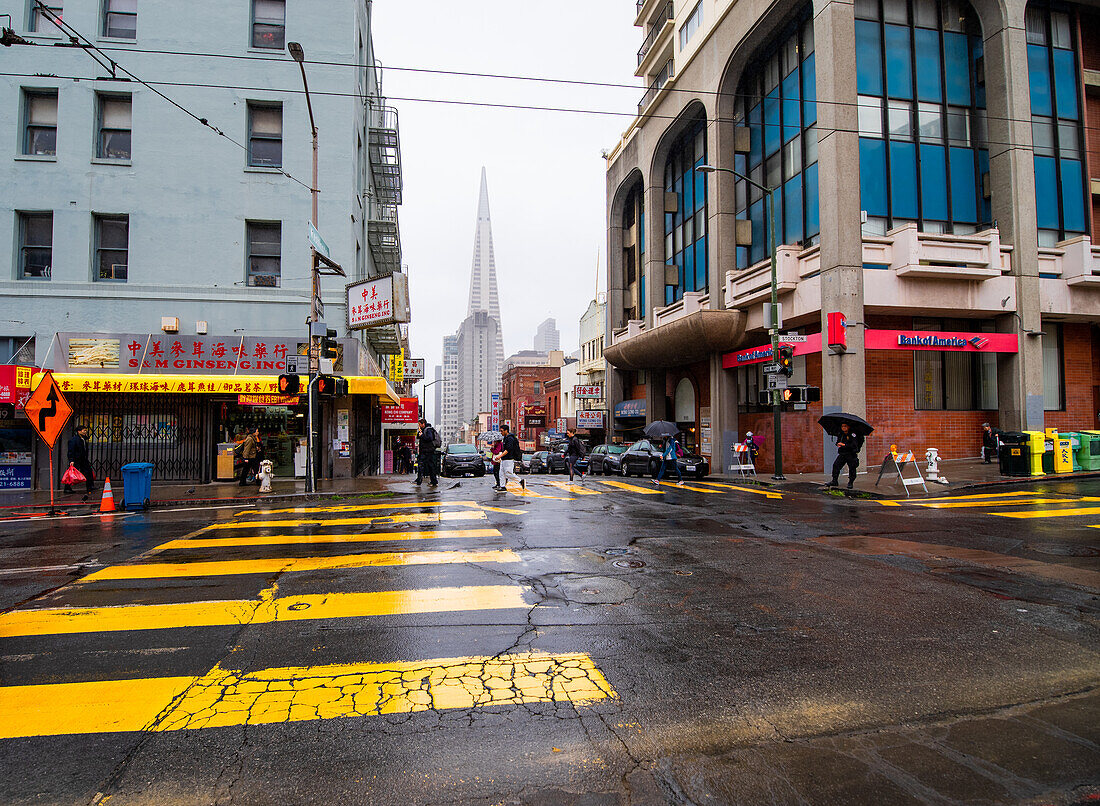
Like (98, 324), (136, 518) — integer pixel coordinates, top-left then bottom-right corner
(0, 477), (1099, 804)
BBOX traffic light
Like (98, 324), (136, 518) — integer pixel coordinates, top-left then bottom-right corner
(316, 375), (349, 397)
(777, 345), (794, 377)
(781, 386), (821, 404)
(321, 329), (339, 361)
(758, 390), (773, 406)
(277, 374), (300, 395)
(333, 376), (349, 396)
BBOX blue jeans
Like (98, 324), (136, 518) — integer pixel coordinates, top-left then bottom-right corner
(655, 458), (681, 482)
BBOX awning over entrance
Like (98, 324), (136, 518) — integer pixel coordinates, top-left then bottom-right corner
(605, 310), (746, 370)
(32, 373), (400, 404)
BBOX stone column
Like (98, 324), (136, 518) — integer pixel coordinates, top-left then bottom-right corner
(645, 370), (667, 424)
(813, 0), (867, 472)
(643, 182), (667, 328)
(983, 0), (1044, 431)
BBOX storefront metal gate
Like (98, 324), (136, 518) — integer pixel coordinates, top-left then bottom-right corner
(70, 393), (208, 482)
(354, 395), (381, 476)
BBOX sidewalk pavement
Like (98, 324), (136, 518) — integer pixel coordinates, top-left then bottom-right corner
(0, 473), (420, 516)
(716, 456), (1100, 499)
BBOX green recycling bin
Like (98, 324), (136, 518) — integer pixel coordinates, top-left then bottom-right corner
(1078, 431), (1100, 471)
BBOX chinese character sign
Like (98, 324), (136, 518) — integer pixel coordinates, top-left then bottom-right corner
(575, 385), (603, 399)
(490, 393), (500, 433)
(404, 358), (425, 381)
(389, 351), (405, 383)
(346, 275), (396, 329)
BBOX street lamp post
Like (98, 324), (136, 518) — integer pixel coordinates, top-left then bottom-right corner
(696, 164), (784, 480)
(288, 41), (321, 492)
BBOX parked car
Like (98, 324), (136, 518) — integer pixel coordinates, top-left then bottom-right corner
(528, 451), (549, 474)
(544, 442), (590, 474)
(518, 453), (534, 474)
(618, 439), (710, 479)
(440, 443), (485, 477)
(588, 443), (628, 475)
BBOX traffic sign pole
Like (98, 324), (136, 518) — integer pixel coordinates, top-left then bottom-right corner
(24, 372), (74, 517)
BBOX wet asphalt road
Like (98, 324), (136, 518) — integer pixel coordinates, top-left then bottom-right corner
(0, 475), (1098, 805)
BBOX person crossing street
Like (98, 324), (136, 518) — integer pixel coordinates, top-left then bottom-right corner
(499, 424), (524, 492)
(565, 428), (586, 483)
(653, 434), (684, 487)
(414, 418), (440, 487)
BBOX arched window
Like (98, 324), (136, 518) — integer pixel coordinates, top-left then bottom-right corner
(1025, 1), (1088, 244)
(621, 182), (645, 321)
(853, 0), (990, 235)
(663, 113), (708, 305)
(734, 11), (818, 269)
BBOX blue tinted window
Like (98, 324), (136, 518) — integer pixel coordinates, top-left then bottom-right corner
(1033, 156), (1058, 229)
(804, 163), (819, 238)
(764, 89), (781, 154)
(977, 149), (991, 223)
(695, 237), (708, 291)
(784, 174), (803, 244)
(684, 244), (695, 291)
(919, 144), (948, 220)
(749, 199), (765, 264)
(943, 32), (971, 106)
(890, 141), (918, 219)
(1052, 49), (1078, 120)
(694, 161), (706, 210)
(856, 21), (883, 95)
(682, 169), (693, 212)
(860, 138), (888, 216)
(802, 52), (817, 126)
(914, 28), (942, 101)
(1059, 159), (1085, 232)
(748, 104), (762, 167)
(782, 71), (801, 142)
(885, 25), (913, 99)
(948, 146), (977, 223)
(1027, 44), (1052, 116)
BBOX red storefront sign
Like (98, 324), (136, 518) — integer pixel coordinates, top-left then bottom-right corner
(381, 397), (419, 425)
(237, 394), (302, 406)
(0, 366), (33, 409)
(864, 330), (1018, 352)
(723, 335), (822, 368)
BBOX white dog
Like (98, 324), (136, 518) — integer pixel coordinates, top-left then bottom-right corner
(257, 459), (275, 493)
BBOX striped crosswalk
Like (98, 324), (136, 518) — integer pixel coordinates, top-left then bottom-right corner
(0, 499), (620, 738)
(885, 490), (1100, 525)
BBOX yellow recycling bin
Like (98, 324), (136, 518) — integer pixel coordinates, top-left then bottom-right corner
(1024, 431), (1046, 476)
(1053, 436), (1073, 473)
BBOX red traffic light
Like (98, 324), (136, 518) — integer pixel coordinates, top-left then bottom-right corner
(278, 374), (300, 395)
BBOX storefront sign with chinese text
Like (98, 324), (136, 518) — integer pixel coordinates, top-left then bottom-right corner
(574, 385), (603, 399)
(56, 334), (309, 375)
(614, 399), (646, 419)
(346, 273), (409, 329)
(381, 397), (420, 425)
(577, 409), (605, 429)
(0, 366), (32, 408)
(490, 393), (500, 433)
(404, 358), (425, 381)
(237, 394), (302, 406)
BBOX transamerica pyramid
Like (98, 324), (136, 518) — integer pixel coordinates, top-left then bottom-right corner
(440, 168), (505, 442)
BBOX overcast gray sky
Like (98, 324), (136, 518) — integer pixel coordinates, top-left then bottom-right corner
(369, 1), (641, 383)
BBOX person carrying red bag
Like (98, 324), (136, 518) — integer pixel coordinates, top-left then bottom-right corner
(65, 424), (96, 494)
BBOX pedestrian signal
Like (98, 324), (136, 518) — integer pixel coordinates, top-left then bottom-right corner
(321, 329), (340, 361)
(777, 345), (794, 377)
(780, 386), (821, 404)
(317, 375), (335, 397)
(278, 374), (300, 395)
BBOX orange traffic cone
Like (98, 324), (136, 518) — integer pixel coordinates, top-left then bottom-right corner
(99, 477), (116, 513)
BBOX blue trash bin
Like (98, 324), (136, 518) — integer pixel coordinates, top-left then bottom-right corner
(120, 462), (154, 511)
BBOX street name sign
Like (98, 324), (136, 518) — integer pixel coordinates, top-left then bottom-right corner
(24, 372), (72, 447)
(308, 222), (331, 259)
(778, 333), (808, 343)
(762, 362), (783, 374)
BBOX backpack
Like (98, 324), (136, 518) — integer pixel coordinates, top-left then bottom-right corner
(430, 428), (442, 450)
(233, 440), (245, 458)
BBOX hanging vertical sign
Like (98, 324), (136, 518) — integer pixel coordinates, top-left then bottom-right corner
(389, 351), (404, 383)
(490, 393), (500, 433)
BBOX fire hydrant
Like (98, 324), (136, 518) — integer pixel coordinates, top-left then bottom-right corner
(257, 458), (275, 493)
(925, 448), (948, 484)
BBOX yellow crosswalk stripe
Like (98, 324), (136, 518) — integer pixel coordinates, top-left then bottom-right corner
(203, 509), (485, 531)
(151, 527), (502, 552)
(238, 500), (482, 516)
(911, 491), (1041, 502)
(502, 484), (575, 500)
(0, 584), (528, 638)
(587, 478), (663, 495)
(916, 498), (1081, 509)
(78, 549), (521, 582)
(997, 506), (1100, 519)
(540, 479), (603, 495)
(655, 480), (722, 493)
(690, 480), (783, 499)
(0, 651), (617, 739)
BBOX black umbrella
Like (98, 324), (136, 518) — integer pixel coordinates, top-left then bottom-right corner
(644, 420), (680, 440)
(817, 412), (874, 437)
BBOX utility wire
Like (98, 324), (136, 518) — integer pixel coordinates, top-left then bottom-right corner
(24, 1), (312, 191)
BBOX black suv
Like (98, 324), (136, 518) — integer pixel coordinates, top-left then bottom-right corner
(619, 439), (710, 479)
(440, 444), (485, 477)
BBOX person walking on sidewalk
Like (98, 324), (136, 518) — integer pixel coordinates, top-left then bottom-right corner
(828, 422), (864, 489)
(981, 422), (1000, 464)
(565, 428), (586, 483)
(236, 428), (261, 486)
(489, 434), (504, 491)
(65, 424), (96, 494)
(653, 434), (684, 487)
(414, 418), (440, 487)
(499, 424), (525, 492)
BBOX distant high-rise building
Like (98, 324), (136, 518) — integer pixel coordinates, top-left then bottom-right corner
(431, 364), (443, 428)
(440, 333), (460, 442)
(534, 318), (560, 353)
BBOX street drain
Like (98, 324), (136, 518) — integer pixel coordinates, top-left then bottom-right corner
(612, 559), (646, 569)
(1028, 543), (1100, 558)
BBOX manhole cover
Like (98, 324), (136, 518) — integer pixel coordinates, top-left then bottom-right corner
(605, 548), (634, 556)
(612, 559), (646, 569)
(1029, 543), (1100, 558)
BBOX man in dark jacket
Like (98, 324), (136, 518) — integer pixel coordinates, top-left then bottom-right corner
(565, 428), (586, 483)
(414, 418), (439, 487)
(981, 422), (1000, 464)
(499, 424), (524, 491)
(828, 422), (864, 489)
(65, 424), (95, 494)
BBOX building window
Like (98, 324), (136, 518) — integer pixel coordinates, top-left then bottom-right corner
(247, 103), (282, 167)
(23, 90), (57, 156)
(103, 0), (136, 39)
(664, 113), (708, 304)
(18, 212), (52, 279)
(94, 214), (129, 281)
(853, 0), (990, 236)
(246, 221), (281, 287)
(679, 2), (703, 49)
(621, 182), (645, 321)
(912, 318), (997, 410)
(97, 94), (131, 159)
(30, 2), (63, 33)
(251, 0), (285, 49)
(735, 13), (817, 269)
(1025, 3), (1087, 244)
(736, 365), (765, 412)
(1041, 323), (1065, 410)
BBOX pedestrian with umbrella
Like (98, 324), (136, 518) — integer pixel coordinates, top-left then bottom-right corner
(644, 421), (684, 487)
(818, 413), (873, 490)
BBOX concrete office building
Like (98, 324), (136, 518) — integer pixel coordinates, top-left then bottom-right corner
(533, 318), (561, 353)
(605, 0), (1100, 474)
(440, 333), (460, 443)
(431, 363), (443, 428)
(576, 296), (608, 442)
(1, 0), (407, 483)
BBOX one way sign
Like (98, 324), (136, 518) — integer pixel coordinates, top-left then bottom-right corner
(23, 372), (73, 447)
